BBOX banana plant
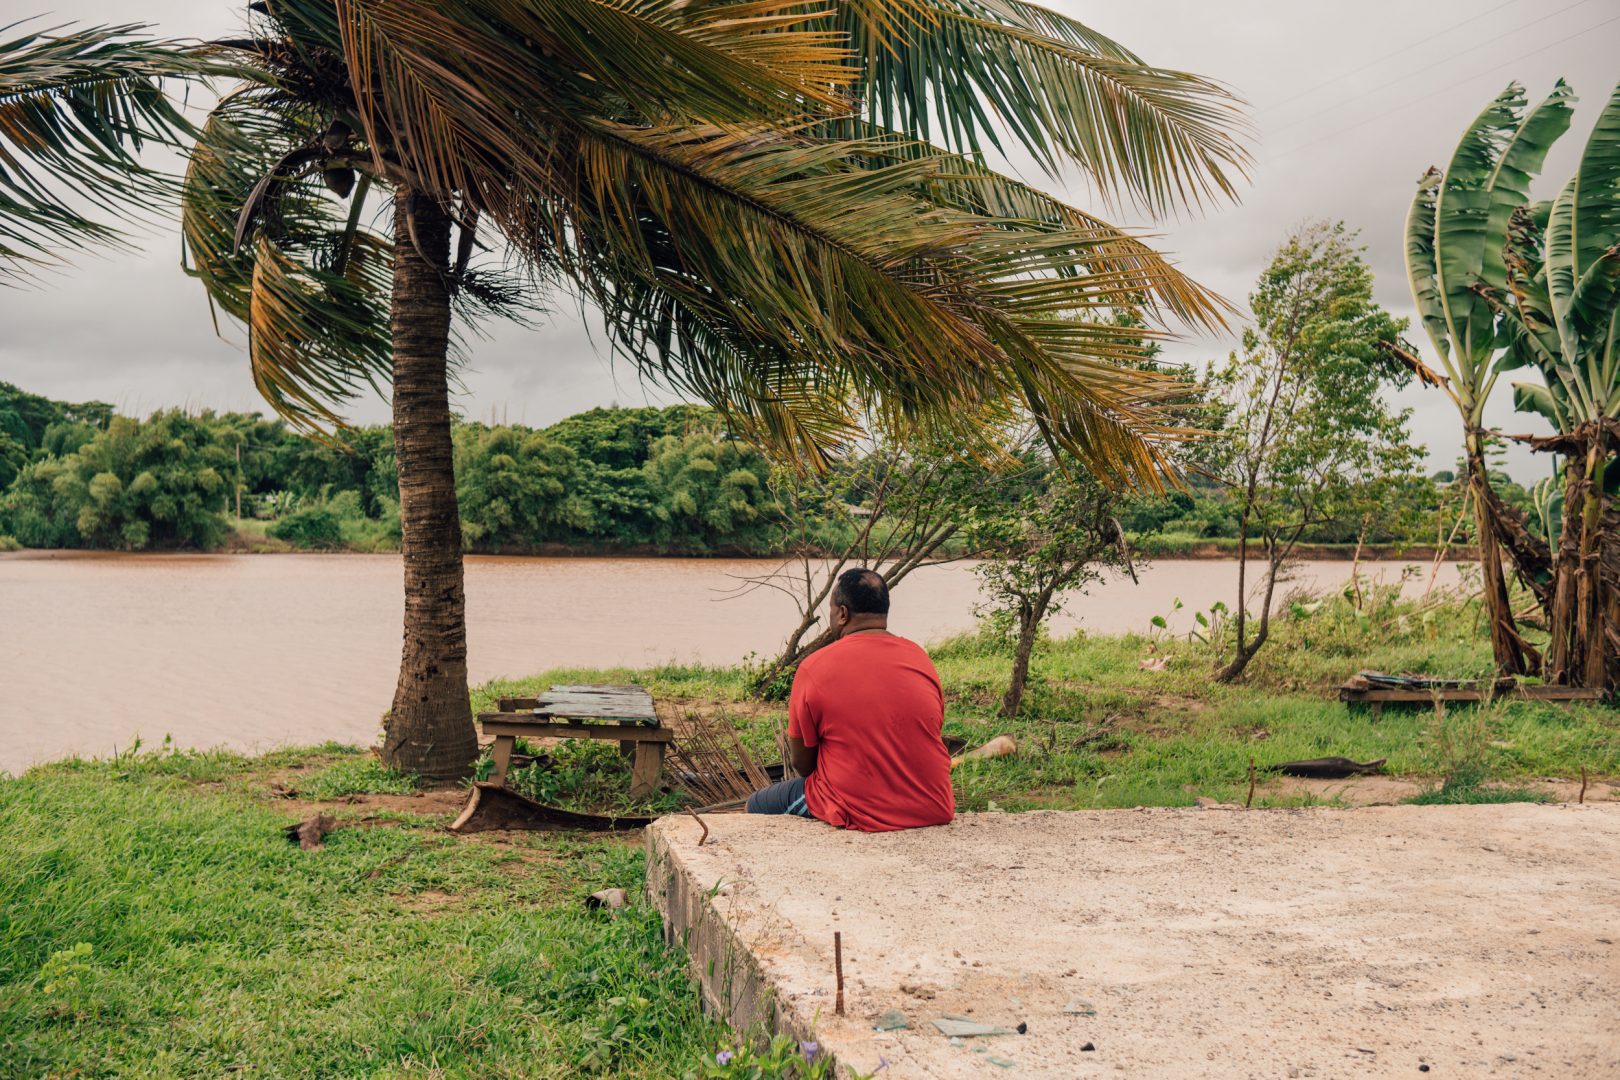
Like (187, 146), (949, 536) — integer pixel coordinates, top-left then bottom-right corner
(1479, 81), (1620, 688)
(1404, 80), (1574, 676)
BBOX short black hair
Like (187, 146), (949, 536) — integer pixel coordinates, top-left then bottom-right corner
(832, 567), (889, 616)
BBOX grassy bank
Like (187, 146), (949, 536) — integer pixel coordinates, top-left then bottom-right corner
(479, 587), (1617, 815)
(3, 591), (1615, 1076)
(0, 746), (724, 1078)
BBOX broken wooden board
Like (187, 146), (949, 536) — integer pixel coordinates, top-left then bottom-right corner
(496, 685), (658, 725)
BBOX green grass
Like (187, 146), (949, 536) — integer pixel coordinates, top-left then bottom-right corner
(0, 749), (723, 1078)
(293, 754), (420, 800)
(476, 588), (1616, 815)
(3, 589), (1613, 1077)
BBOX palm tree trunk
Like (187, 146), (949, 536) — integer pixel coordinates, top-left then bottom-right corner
(1548, 426), (1613, 690)
(1465, 434), (1530, 677)
(380, 190), (478, 780)
(1545, 449), (1587, 683)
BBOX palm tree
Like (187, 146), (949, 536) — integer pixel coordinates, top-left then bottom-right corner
(10, 3), (1247, 778)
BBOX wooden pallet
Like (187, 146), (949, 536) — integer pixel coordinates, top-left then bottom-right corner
(480, 684), (667, 796)
(1339, 681), (1604, 718)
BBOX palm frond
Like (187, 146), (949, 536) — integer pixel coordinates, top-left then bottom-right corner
(181, 87), (392, 431)
(541, 120), (1192, 484)
(313, 0), (853, 204)
(0, 21), (196, 278)
(495, 0), (857, 111)
(835, 0), (1249, 213)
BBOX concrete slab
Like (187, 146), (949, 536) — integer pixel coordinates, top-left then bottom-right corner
(647, 805), (1620, 1078)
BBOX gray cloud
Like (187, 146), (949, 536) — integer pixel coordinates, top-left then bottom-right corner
(3, 0), (1616, 482)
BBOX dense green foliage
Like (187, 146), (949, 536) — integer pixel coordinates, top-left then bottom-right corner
(2, 413), (234, 550)
(0, 380), (112, 490)
(0, 383), (1530, 555)
(0, 398), (787, 553)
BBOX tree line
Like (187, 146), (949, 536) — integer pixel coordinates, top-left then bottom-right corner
(2, 379), (1510, 560)
(0, 393), (790, 555)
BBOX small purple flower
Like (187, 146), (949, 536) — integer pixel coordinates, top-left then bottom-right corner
(716, 1049), (734, 1066)
(800, 1041), (820, 1063)
(875, 1056), (891, 1072)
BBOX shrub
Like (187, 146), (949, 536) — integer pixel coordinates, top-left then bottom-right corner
(0, 412), (230, 549)
(268, 505), (344, 549)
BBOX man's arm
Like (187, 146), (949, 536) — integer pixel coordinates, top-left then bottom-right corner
(789, 736), (818, 778)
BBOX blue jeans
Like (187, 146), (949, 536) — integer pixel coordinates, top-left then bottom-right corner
(745, 776), (815, 817)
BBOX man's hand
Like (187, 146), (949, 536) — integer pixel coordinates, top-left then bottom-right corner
(789, 736), (818, 778)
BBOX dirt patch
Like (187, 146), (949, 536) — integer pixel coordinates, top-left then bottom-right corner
(651, 805), (1620, 1078)
(284, 788), (470, 819)
(393, 888), (459, 913)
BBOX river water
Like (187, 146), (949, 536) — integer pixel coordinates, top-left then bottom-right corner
(0, 552), (1464, 773)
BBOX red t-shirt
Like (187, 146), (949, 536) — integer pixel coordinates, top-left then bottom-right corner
(787, 633), (955, 832)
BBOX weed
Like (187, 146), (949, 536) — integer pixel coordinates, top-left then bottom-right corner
(295, 755), (418, 799)
(689, 1033), (864, 1080)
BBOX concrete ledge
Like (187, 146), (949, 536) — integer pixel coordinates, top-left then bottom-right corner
(647, 805), (1620, 1078)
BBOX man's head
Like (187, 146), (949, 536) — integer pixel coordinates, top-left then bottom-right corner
(830, 567), (889, 636)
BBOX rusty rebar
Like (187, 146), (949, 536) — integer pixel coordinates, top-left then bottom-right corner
(834, 931), (845, 1016)
(685, 806), (710, 845)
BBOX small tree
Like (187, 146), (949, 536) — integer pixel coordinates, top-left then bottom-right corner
(736, 435), (989, 695)
(1205, 222), (1419, 682)
(972, 452), (1133, 718)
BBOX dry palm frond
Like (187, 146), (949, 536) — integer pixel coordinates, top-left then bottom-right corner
(667, 707), (773, 808)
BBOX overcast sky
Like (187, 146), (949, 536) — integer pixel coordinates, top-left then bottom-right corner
(4, 0), (1618, 482)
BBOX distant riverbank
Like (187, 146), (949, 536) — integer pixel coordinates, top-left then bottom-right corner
(214, 522), (1473, 562)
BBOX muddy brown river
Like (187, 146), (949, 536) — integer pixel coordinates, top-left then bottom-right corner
(0, 552), (1464, 772)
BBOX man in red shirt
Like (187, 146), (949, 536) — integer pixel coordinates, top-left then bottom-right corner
(745, 568), (955, 832)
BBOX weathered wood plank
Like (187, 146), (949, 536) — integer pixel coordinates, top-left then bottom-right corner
(538, 705), (657, 722)
(489, 734), (515, 785)
(494, 701), (656, 722)
(629, 741), (666, 798)
(498, 695), (653, 709)
(479, 718), (674, 743)
(1341, 686), (1605, 704)
(497, 683), (657, 724)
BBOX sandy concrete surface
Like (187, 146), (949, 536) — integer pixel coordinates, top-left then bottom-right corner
(647, 805), (1620, 1078)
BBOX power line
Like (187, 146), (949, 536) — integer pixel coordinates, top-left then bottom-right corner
(1259, 0), (1523, 116)
(1266, 0), (1596, 140)
(1271, 11), (1620, 162)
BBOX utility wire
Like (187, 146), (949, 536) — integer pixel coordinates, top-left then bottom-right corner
(1259, 0), (1522, 115)
(1266, 0), (1596, 140)
(1271, 11), (1620, 162)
